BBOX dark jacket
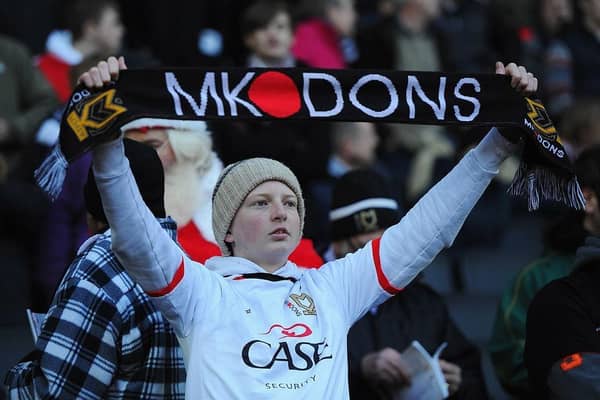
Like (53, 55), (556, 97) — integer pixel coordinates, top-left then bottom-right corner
(354, 15), (453, 72)
(348, 281), (488, 399)
(525, 236), (600, 399)
(562, 26), (600, 100)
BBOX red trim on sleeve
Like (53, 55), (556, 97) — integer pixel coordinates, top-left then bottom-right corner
(372, 238), (402, 295)
(146, 258), (185, 297)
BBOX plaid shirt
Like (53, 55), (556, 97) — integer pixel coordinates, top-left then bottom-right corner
(4, 219), (186, 400)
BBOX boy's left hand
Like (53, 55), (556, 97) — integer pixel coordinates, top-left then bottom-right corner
(495, 61), (538, 96)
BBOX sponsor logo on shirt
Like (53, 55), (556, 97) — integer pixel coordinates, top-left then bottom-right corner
(265, 375), (317, 390)
(241, 322), (332, 371)
(262, 323), (313, 339)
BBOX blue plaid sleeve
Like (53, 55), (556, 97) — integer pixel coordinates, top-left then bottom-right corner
(5, 278), (121, 400)
(5, 220), (185, 400)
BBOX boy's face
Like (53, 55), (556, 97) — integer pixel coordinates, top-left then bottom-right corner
(244, 11), (293, 62)
(225, 181), (301, 270)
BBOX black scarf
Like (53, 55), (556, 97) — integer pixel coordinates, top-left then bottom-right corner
(35, 67), (584, 211)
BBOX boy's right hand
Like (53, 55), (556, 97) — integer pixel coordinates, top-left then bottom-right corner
(78, 56), (127, 89)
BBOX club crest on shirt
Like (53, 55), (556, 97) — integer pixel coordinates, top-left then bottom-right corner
(288, 293), (316, 316)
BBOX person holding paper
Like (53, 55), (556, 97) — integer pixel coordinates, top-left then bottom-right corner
(328, 169), (488, 399)
(76, 56), (535, 399)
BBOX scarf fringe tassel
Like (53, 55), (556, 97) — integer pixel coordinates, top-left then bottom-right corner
(34, 145), (68, 201)
(508, 162), (586, 211)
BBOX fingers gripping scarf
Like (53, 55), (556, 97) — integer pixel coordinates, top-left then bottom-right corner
(35, 67), (585, 211)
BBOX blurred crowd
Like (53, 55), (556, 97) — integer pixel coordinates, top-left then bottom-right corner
(1, 0), (599, 399)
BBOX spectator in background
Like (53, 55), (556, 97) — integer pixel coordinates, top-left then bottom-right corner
(524, 145), (600, 399)
(36, 0), (124, 103)
(211, 0), (331, 263)
(355, 0), (444, 71)
(489, 139), (600, 398)
(292, 0), (358, 68)
(554, 99), (600, 161)
(355, 0), (456, 206)
(217, 0), (331, 188)
(31, 55), (105, 311)
(241, 0), (297, 68)
(562, 0), (600, 101)
(433, 0), (498, 73)
(515, 0), (574, 119)
(306, 122), (384, 253)
(488, 211), (586, 398)
(330, 169), (488, 399)
(0, 34), (58, 181)
(0, 34), (58, 309)
(123, 119), (223, 264)
(487, 0), (537, 63)
(5, 139), (186, 400)
(538, 0), (574, 118)
(354, 0), (397, 28)
(327, 122), (381, 179)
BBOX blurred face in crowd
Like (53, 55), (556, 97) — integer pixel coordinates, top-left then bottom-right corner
(86, 213), (108, 235)
(583, 187), (600, 236)
(419, 0), (442, 19)
(126, 128), (211, 227)
(340, 122), (379, 167)
(86, 5), (124, 55)
(326, 0), (357, 36)
(333, 229), (384, 258)
(226, 181), (301, 271)
(244, 11), (293, 62)
(541, 0), (573, 34)
(125, 128), (176, 169)
(580, 0), (600, 28)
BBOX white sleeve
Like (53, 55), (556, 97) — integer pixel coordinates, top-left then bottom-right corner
(315, 128), (517, 325)
(92, 139), (183, 290)
(377, 128), (516, 286)
(91, 139), (222, 336)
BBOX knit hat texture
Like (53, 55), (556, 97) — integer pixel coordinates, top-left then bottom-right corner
(84, 139), (166, 225)
(212, 158), (304, 255)
(330, 169), (400, 240)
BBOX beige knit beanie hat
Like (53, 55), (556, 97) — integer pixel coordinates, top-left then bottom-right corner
(212, 158), (305, 255)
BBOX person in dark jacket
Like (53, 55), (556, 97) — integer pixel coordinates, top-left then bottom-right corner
(329, 169), (488, 399)
(524, 144), (600, 399)
(524, 237), (600, 400)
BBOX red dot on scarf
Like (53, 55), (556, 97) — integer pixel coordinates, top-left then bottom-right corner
(248, 71), (301, 118)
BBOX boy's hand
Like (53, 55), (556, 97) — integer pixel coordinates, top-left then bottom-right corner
(495, 61), (538, 143)
(78, 56), (127, 89)
(495, 61), (538, 96)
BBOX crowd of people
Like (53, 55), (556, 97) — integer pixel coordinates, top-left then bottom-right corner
(1, 0), (599, 399)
